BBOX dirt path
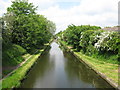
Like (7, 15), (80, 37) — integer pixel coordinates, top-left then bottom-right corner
(1, 50), (38, 81)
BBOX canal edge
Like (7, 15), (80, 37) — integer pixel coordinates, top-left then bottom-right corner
(18, 42), (52, 88)
(57, 40), (119, 90)
(2, 42), (51, 89)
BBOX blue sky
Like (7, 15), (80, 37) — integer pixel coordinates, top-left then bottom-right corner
(56, 2), (80, 9)
(3, 0), (8, 2)
(0, 0), (119, 33)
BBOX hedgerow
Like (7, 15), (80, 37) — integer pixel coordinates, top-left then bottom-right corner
(58, 24), (120, 62)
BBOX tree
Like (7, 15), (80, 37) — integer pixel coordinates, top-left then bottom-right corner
(2, 0), (56, 73)
(3, 0), (56, 50)
(63, 24), (101, 51)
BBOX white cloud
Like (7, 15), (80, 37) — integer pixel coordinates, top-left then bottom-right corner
(38, 0), (119, 33)
(0, 0), (119, 33)
(29, 0), (56, 11)
(0, 0), (11, 16)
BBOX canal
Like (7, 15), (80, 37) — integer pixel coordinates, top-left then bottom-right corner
(21, 42), (113, 89)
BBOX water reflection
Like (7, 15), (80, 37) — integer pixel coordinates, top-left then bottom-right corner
(21, 46), (55, 88)
(21, 42), (114, 89)
(63, 51), (113, 89)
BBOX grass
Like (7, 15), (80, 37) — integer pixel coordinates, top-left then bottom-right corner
(91, 53), (119, 64)
(2, 70), (13, 77)
(2, 53), (32, 77)
(59, 40), (119, 86)
(2, 44), (27, 66)
(0, 81), (2, 90)
(3, 52), (32, 77)
(75, 52), (118, 84)
(2, 45), (49, 89)
(22, 54), (30, 59)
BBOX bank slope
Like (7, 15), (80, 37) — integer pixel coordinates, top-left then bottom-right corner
(2, 44), (50, 89)
(58, 40), (119, 89)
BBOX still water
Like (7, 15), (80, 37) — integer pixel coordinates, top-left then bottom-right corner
(21, 42), (113, 89)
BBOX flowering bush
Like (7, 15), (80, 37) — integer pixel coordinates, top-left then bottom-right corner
(63, 25), (101, 50)
(94, 31), (111, 51)
(58, 24), (119, 61)
(94, 31), (120, 54)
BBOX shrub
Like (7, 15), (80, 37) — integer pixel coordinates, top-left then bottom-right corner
(60, 24), (119, 62)
(2, 44), (27, 66)
(94, 31), (120, 55)
(63, 25), (101, 51)
(79, 30), (94, 53)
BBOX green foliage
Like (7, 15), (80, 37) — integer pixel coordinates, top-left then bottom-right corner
(7, 0), (37, 15)
(2, 0), (56, 68)
(62, 24), (101, 50)
(79, 30), (94, 53)
(2, 44), (27, 66)
(13, 44), (27, 55)
(2, 0), (56, 51)
(2, 0), (56, 69)
(2, 48), (44, 88)
(98, 32), (119, 53)
(58, 24), (119, 61)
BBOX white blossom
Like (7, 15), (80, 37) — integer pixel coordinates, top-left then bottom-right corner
(94, 31), (111, 49)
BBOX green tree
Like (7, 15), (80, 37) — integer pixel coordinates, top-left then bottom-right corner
(4, 0), (56, 50)
(63, 24), (101, 51)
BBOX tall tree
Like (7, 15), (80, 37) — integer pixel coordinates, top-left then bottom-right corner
(3, 0), (56, 50)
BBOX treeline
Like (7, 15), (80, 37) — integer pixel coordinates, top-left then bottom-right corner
(1, 0), (56, 66)
(57, 24), (120, 62)
(1, 0), (56, 50)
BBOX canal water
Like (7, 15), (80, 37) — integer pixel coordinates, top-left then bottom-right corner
(21, 42), (113, 89)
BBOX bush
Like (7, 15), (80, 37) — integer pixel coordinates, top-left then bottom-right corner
(2, 44), (27, 66)
(94, 31), (120, 55)
(63, 25), (101, 51)
(60, 24), (119, 62)
(79, 30), (94, 53)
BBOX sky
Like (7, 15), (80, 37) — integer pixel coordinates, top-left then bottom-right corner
(0, 0), (119, 33)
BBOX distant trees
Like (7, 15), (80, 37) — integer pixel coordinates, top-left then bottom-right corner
(2, 0), (56, 50)
(62, 24), (101, 50)
(57, 24), (120, 61)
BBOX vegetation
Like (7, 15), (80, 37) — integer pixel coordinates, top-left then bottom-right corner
(57, 24), (120, 63)
(59, 40), (118, 85)
(56, 24), (120, 87)
(2, 44), (26, 66)
(1, 0), (56, 88)
(2, 0), (55, 50)
(2, 46), (48, 88)
(1, 0), (56, 68)
(1, 0), (119, 89)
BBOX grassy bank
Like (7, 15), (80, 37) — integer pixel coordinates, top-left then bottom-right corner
(2, 44), (27, 67)
(2, 44), (49, 89)
(2, 44), (39, 77)
(2, 44), (28, 77)
(59, 40), (119, 88)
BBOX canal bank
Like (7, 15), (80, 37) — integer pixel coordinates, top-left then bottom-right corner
(2, 43), (51, 89)
(21, 42), (114, 89)
(58, 40), (119, 89)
